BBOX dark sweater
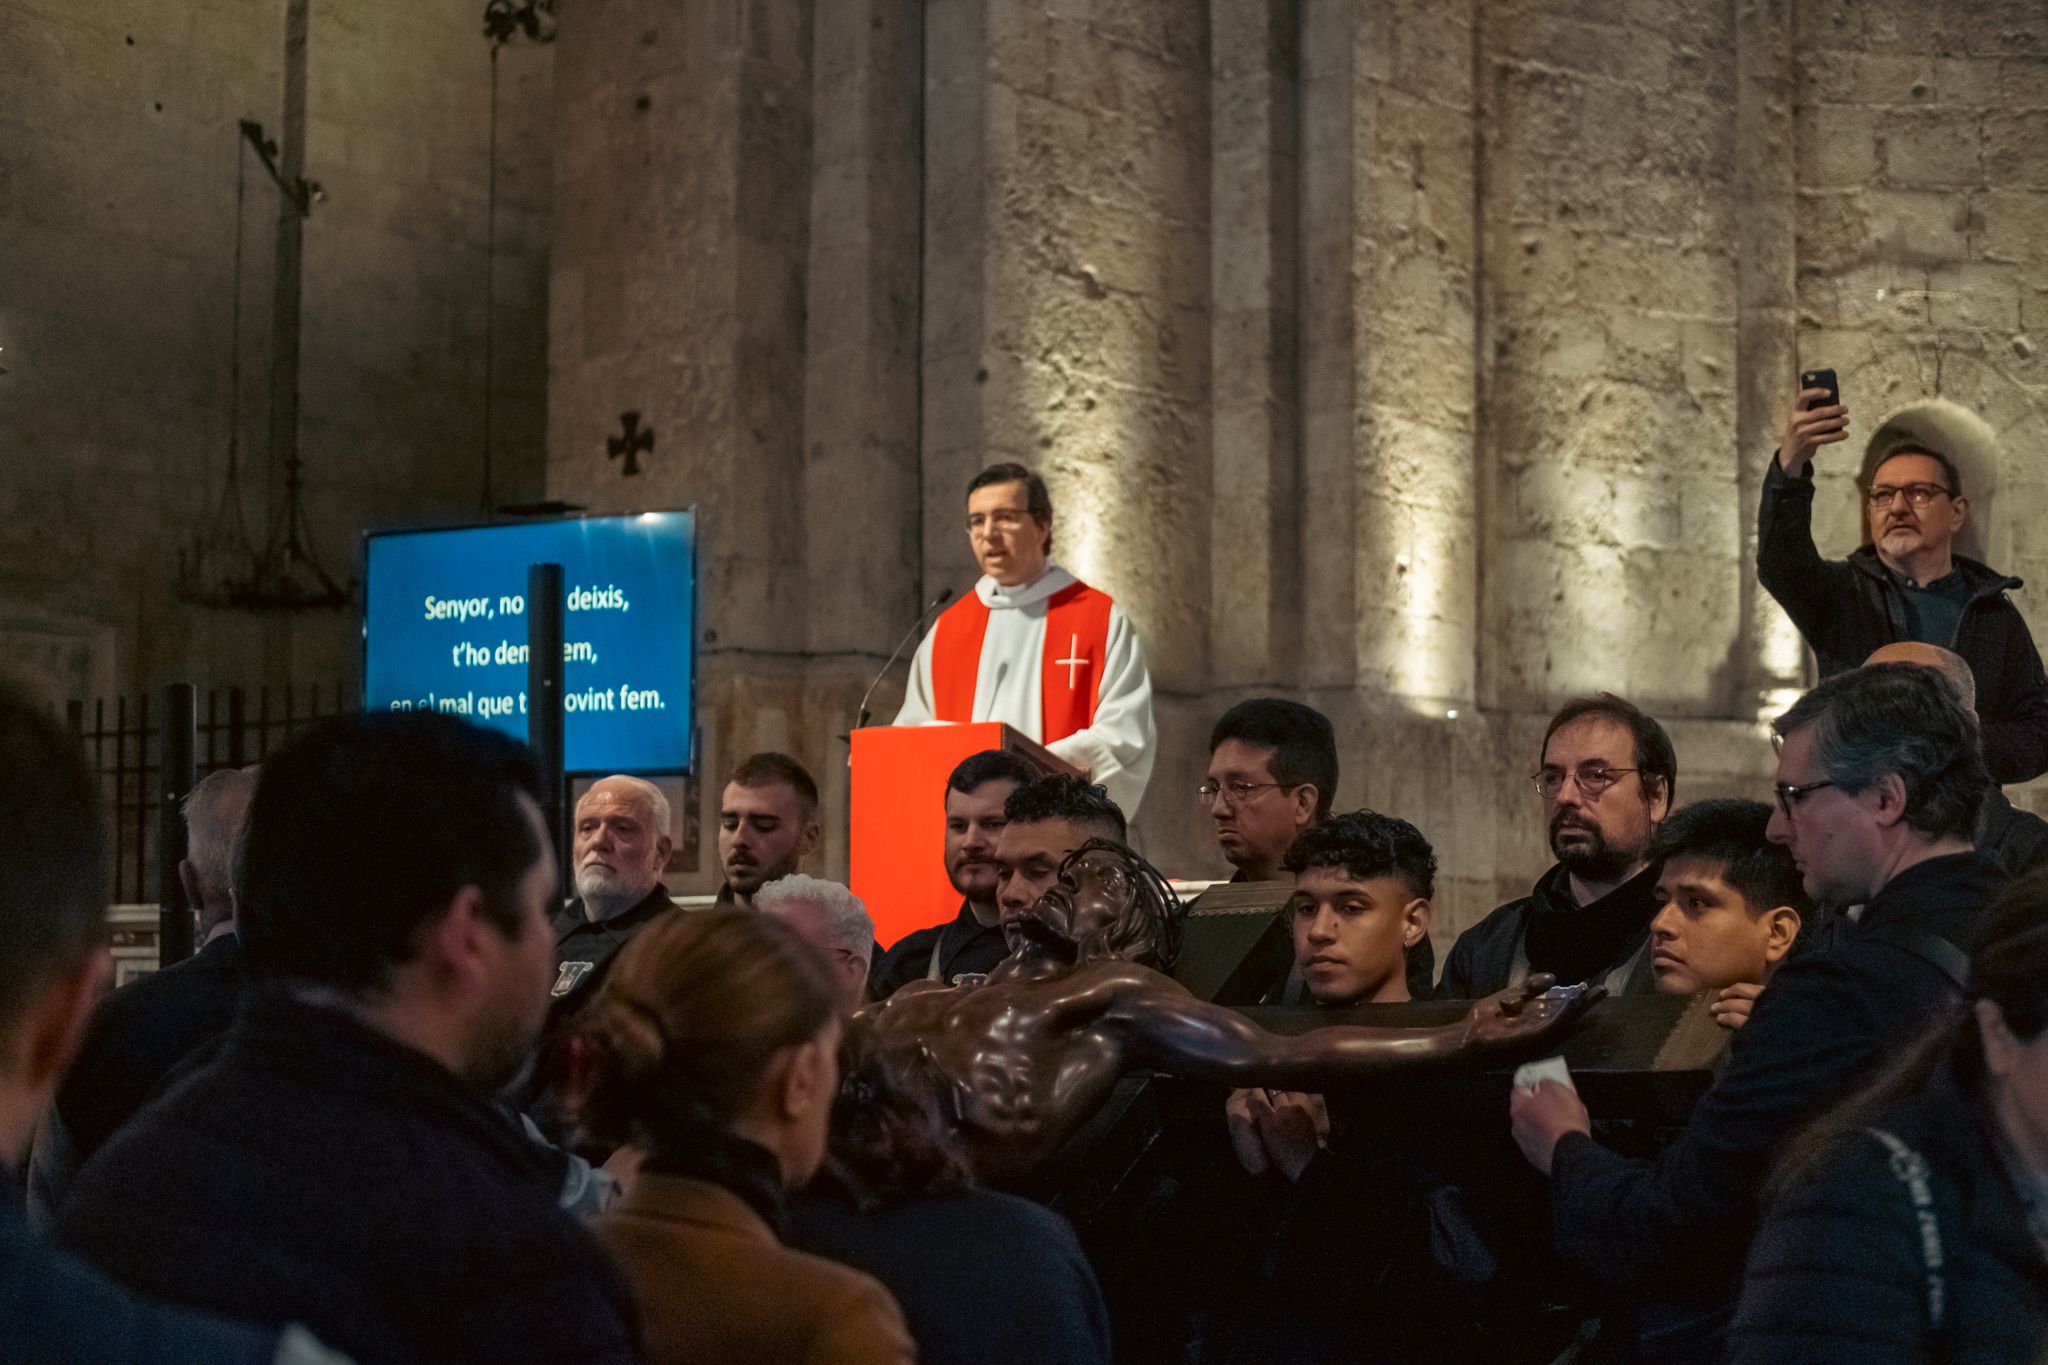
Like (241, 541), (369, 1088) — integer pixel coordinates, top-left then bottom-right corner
(1730, 1066), (2048, 1365)
(1758, 457), (2048, 783)
(787, 1181), (1111, 1365)
(57, 990), (640, 1365)
(1547, 852), (2000, 1361)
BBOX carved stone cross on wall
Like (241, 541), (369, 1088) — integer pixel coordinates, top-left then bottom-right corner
(607, 410), (652, 476)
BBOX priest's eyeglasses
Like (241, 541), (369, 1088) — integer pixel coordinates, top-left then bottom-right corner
(1865, 482), (1954, 509)
(1198, 778), (1295, 808)
(1773, 779), (1839, 818)
(966, 508), (1035, 533)
(1531, 764), (1637, 800)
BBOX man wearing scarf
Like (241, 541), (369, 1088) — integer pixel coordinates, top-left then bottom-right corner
(1438, 694), (1676, 999)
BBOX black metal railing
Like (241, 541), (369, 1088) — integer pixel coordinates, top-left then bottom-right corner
(67, 683), (353, 905)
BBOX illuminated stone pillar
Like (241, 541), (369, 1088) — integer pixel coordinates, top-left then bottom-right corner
(1476, 0), (1744, 715)
(1301, 0), (1480, 709)
(1736, 0), (1804, 719)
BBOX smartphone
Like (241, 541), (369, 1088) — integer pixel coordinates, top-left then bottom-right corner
(1800, 367), (1839, 409)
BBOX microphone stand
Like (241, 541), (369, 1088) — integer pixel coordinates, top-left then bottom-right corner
(850, 588), (954, 736)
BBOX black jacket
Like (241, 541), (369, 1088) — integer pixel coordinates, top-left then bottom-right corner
(550, 882), (671, 1005)
(1729, 1065), (2048, 1365)
(870, 901), (1010, 999)
(1437, 863), (1661, 999)
(1547, 853), (1999, 1361)
(1, 1174), (283, 1365)
(56, 990), (640, 1365)
(1758, 458), (2048, 783)
(1977, 788), (2048, 886)
(54, 932), (247, 1170)
(787, 1181), (1111, 1365)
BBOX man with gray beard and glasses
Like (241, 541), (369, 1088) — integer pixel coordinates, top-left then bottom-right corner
(550, 775), (674, 1007)
(1438, 693), (1676, 999)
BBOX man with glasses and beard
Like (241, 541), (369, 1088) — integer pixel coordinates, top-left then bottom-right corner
(1438, 694), (1676, 999)
(1757, 384), (2048, 782)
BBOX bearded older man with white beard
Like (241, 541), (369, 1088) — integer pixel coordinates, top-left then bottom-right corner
(550, 776), (674, 1005)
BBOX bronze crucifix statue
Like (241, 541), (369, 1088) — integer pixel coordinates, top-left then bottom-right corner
(862, 840), (1600, 1188)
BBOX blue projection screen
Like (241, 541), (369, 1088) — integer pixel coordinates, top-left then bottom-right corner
(363, 512), (696, 774)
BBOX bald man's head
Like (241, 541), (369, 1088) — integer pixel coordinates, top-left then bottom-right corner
(1864, 642), (1977, 715)
(182, 766), (258, 936)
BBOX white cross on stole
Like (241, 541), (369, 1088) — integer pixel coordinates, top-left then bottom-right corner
(1055, 634), (1089, 689)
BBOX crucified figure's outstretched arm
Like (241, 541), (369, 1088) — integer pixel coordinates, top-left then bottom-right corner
(1108, 974), (1600, 1091)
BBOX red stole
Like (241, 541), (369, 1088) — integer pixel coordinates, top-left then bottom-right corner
(929, 581), (1115, 743)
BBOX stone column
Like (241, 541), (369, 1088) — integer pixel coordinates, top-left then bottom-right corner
(1209, 0), (1301, 690)
(1476, 1), (1743, 716)
(548, 0), (821, 884)
(1295, 0), (1357, 692)
(802, 0), (921, 662)
(549, 0), (813, 650)
(1734, 0), (1803, 716)
(1299, 0), (1480, 708)
(1351, 0), (1480, 710)
(799, 0), (924, 870)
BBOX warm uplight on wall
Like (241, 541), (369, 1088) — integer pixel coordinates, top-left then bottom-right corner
(1049, 437), (1119, 593)
(1384, 518), (1473, 710)
(1756, 602), (1805, 726)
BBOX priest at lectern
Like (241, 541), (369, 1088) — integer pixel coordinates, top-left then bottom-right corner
(893, 462), (1157, 816)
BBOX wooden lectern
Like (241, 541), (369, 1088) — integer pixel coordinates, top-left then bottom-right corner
(849, 723), (1076, 948)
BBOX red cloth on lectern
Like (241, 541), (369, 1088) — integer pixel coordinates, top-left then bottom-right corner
(928, 581), (1116, 744)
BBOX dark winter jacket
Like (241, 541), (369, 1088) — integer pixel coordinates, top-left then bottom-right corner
(1757, 458), (2048, 784)
(1545, 853), (2000, 1361)
(57, 989), (641, 1365)
(1728, 1065), (2048, 1365)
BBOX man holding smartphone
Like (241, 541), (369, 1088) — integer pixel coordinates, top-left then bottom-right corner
(1756, 375), (2048, 784)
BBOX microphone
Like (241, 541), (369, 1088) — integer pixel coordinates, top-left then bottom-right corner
(854, 588), (954, 731)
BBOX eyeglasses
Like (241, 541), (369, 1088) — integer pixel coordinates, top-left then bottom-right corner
(1197, 778), (1295, 808)
(965, 509), (1035, 533)
(1773, 778), (1839, 819)
(1531, 764), (1638, 800)
(1866, 483), (1954, 510)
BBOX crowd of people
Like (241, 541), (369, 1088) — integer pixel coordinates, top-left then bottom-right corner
(3, 393), (2048, 1364)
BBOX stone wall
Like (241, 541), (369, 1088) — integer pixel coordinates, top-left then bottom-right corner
(0, 0), (552, 705)
(547, 0), (2048, 943)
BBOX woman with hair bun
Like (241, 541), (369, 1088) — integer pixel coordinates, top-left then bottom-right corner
(561, 908), (914, 1365)
(1729, 869), (2048, 1364)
